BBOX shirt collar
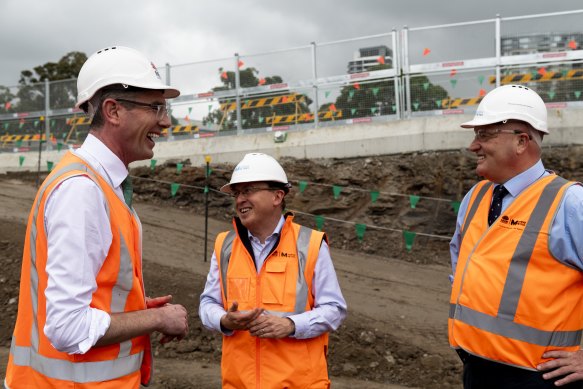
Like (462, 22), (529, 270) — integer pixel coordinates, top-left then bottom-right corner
(247, 215), (285, 242)
(79, 134), (128, 188)
(500, 159), (546, 198)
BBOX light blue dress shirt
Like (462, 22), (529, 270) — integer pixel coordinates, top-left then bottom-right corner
(450, 159), (583, 282)
(199, 216), (347, 339)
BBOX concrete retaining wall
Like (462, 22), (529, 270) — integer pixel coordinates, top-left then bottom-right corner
(2, 108), (582, 173)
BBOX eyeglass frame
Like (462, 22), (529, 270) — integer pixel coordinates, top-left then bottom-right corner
(229, 186), (282, 199)
(114, 98), (170, 120)
(473, 128), (532, 142)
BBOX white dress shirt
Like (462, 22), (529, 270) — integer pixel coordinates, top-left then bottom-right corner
(199, 216), (347, 339)
(43, 134), (133, 354)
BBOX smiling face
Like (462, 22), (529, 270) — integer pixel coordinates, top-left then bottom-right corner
(114, 90), (170, 165)
(231, 181), (285, 241)
(93, 89), (170, 167)
(467, 121), (531, 183)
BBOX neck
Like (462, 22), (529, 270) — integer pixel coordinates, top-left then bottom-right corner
(248, 215), (281, 244)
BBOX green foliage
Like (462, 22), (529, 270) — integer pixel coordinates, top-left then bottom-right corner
(2, 51), (87, 113)
(203, 67), (313, 131)
(409, 75), (449, 111)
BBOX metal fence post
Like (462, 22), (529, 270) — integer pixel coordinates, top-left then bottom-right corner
(165, 62), (174, 141)
(311, 42), (319, 128)
(495, 14), (501, 88)
(44, 79), (51, 151)
(402, 26), (412, 118)
(235, 53), (242, 134)
(392, 29), (401, 119)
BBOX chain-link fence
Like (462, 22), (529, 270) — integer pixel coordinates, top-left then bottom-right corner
(1, 10), (582, 154)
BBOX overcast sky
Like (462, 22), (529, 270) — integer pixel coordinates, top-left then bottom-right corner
(1, 0), (582, 89)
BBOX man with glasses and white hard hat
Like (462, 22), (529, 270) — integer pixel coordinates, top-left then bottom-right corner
(5, 46), (188, 389)
(448, 84), (583, 388)
(200, 152), (347, 388)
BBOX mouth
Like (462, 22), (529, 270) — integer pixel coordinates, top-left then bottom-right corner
(476, 155), (485, 163)
(147, 132), (160, 143)
(239, 207), (251, 215)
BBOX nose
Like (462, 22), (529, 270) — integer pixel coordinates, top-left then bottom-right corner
(158, 111), (172, 128)
(468, 138), (480, 152)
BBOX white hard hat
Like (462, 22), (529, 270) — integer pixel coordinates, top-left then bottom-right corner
(221, 153), (291, 193)
(75, 46), (180, 109)
(461, 84), (548, 133)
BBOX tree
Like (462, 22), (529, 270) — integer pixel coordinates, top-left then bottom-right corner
(16, 51), (87, 112)
(203, 67), (313, 131)
(331, 64), (396, 119)
(409, 75), (449, 112)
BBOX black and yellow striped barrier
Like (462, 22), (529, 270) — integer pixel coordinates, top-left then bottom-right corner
(265, 110), (343, 125)
(439, 97), (484, 108)
(489, 69), (583, 85)
(220, 94), (307, 112)
(161, 125), (199, 136)
(1, 134), (55, 143)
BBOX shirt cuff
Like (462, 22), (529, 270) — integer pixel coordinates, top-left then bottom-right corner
(77, 308), (111, 354)
(288, 315), (307, 339)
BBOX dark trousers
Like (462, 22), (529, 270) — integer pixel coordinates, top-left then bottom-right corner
(457, 349), (583, 389)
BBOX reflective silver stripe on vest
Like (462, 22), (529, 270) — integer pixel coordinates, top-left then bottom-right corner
(219, 226), (314, 314)
(16, 160), (141, 381)
(219, 231), (237, 300)
(498, 176), (568, 320)
(451, 176), (582, 348)
(460, 182), (492, 243)
(294, 226), (311, 313)
(113, 229), (135, 358)
(29, 163), (97, 351)
(10, 337), (142, 383)
(450, 303), (581, 347)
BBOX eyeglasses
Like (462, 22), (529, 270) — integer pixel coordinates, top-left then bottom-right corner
(230, 186), (279, 198)
(115, 98), (170, 120)
(473, 128), (532, 142)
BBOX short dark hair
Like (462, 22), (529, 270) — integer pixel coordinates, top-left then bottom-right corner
(85, 85), (151, 129)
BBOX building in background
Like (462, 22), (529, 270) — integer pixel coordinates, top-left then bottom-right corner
(501, 32), (583, 56)
(499, 32), (583, 102)
(347, 45), (392, 74)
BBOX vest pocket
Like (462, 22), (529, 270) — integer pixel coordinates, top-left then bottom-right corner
(228, 277), (250, 302)
(262, 261), (287, 305)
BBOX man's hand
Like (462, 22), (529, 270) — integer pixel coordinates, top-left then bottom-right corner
(537, 349), (583, 386)
(248, 314), (295, 339)
(156, 303), (189, 344)
(146, 295), (172, 309)
(220, 302), (264, 331)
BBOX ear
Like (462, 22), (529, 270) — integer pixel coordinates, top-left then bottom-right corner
(101, 98), (122, 126)
(272, 190), (285, 207)
(515, 133), (529, 155)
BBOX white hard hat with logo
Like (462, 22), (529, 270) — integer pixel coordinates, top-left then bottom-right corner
(461, 84), (548, 134)
(76, 46), (180, 109)
(221, 153), (291, 194)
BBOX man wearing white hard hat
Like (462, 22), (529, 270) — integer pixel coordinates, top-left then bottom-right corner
(5, 46), (188, 388)
(200, 153), (347, 388)
(448, 85), (583, 388)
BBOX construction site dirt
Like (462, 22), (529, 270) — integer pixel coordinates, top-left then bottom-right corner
(1, 145), (583, 388)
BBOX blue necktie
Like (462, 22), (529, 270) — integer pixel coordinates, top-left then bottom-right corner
(488, 185), (508, 226)
(121, 176), (133, 208)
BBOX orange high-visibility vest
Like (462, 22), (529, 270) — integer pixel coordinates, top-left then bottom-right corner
(449, 175), (583, 370)
(6, 152), (152, 389)
(215, 214), (330, 389)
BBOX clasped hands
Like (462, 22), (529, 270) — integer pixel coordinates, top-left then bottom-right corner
(220, 301), (295, 339)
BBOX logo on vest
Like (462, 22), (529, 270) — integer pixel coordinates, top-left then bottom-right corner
(500, 215), (526, 227)
(272, 250), (296, 258)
